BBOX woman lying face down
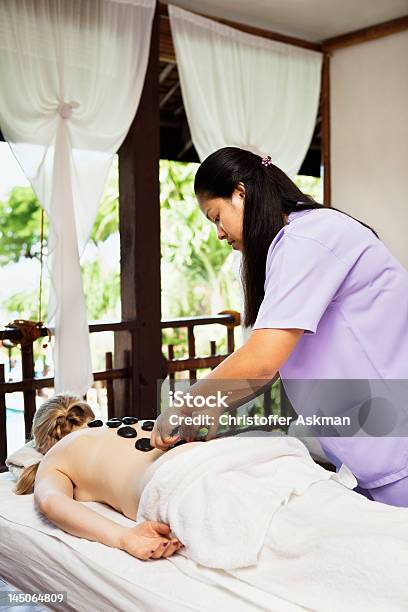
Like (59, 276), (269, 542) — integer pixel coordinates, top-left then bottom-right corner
(15, 393), (201, 561)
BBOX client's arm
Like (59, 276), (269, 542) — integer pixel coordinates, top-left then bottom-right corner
(34, 463), (180, 560)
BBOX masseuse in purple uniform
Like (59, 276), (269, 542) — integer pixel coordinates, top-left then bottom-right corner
(151, 146), (408, 508)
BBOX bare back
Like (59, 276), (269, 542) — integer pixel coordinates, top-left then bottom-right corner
(35, 422), (201, 520)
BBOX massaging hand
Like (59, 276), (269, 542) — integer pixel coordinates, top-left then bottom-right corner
(152, 405), (225, 450)
(179, 405), (225, 443)
(119, 521), (183, 560)
(151, 408), (183, 450)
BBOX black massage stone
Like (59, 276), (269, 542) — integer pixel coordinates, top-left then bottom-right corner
(87, 419), (103, 428)
(109, 417), (122, 422)
(122, 416), (138, 425)
(117, 426), (137, 438)
(141, 420), (154, 432)
(135, 438), (153, 452)
(106, 419), (122, 428)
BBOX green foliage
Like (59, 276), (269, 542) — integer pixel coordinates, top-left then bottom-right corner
(294, 175), (323, 202)
(3, 289), (47, 322)
(0, 158), (120, 325)
(0, 186), (48, 264)
(0, 158), (119, 269)
(90, 157), (119, 244)
(2, 256), (120, 324)
(160, 160), (242, 356)
(160, 161), (241, 313)
(81, 260), (120, 322)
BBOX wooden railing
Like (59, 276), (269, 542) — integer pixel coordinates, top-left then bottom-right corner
(1, 311), (256, 467)
(162, 310), (240, 382)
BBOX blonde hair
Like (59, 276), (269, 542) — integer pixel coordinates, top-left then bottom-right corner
(14, 393), (95, 495)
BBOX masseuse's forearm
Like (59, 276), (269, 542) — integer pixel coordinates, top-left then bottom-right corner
(183, 353), (276, 414)
(152, 329), (303, 447)
(39, 494), (125, 548)
(175, 329), (302, 414)
(208, 328), (302, 380)
(207, 343), (276, 380)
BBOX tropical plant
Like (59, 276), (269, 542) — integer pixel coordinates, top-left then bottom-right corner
(0, 186), (48, 264)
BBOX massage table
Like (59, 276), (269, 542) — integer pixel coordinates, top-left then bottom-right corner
(2, 433), (407, 612)
(0, 472), (301, 612)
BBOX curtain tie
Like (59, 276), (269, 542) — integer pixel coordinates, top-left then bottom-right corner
(57, 100), (80, 119)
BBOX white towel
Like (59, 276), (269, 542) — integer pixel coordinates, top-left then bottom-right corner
(5, 440), (43, 479)
(137, 436), (356, 570)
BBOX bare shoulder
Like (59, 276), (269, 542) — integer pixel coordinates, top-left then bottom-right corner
(37, 427), (100, 476)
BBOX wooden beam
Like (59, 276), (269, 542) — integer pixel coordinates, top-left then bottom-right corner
(161, 313), (239, 328)
(116, 5), (166, 420)
(159, 80), (180, 109)
(160, 7), (177, 63)
(321, 53), (331, 206)
(0, 368), (130, 393)
(322, 15), (408, 53)
(159, 2), (322, 64)
(159, 62), (174, 84)
(177, 138), (193, 160)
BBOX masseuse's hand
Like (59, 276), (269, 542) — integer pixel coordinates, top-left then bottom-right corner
(120, 521), (183, 560)
(180, 405), (224, 443)
(151, 409), (183, 450)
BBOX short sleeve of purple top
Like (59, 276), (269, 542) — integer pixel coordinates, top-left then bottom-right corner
(252, 208), (408, 491)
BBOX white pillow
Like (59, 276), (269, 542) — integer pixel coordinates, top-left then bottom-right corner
(5, 440), (43, 480)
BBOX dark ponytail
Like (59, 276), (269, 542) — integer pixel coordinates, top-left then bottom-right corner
(194, 146), (379, 328)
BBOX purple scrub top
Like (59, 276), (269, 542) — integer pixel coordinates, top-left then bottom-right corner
(252, 208), (408, 489)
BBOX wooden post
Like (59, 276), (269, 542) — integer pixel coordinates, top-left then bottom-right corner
(21, 342), (36, 441)
(0, 365), (7, 468)
(167, 344), (175, 394)
(227, 327), (235, 353)
(321, 52), (331, 206)
(263, 385), (272, 418)
(115, 5), (166, 419)
(187, 327), (197, 383)
(210, 341), (217, 370)
(105, 352), (115, 419)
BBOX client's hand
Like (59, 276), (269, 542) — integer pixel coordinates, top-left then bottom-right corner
(120, 521), (182, 560)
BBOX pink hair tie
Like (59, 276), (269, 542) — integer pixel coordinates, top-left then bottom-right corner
(261, 155), (273, 167)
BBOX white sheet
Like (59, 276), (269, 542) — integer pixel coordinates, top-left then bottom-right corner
(166, 478), (408, 612)
(138, 436), (408, 611)
(2, 433), (408, 612)
(137, 436), (355, 569)
(0, 473), (301, 612)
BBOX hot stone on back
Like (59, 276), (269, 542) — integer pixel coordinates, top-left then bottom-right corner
(117, 426), (137, 438)
(135, 438), (153, 452)
(106, 420), (121, 428)
(87, 419), (103, 428)
(141, 420), (154, 431)
(122, 416), (138, 425)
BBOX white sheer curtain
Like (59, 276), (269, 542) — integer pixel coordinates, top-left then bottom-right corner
(169, 4), (322, 176)
(0, 0), (156, 395)
(169, 4), (322, 338)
